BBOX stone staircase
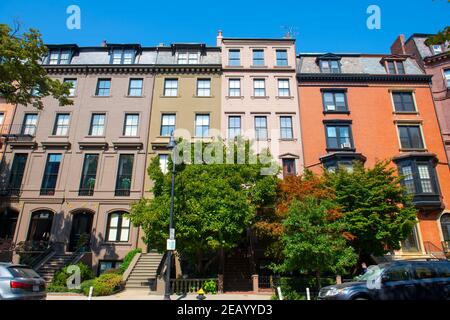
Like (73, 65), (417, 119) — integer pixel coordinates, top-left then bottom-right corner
(37, 253), (75, 283)
(223, 251), (253, 292)
(125, 252), (163, 290)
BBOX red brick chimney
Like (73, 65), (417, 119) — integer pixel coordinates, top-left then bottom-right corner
(390, 34), (406, 55)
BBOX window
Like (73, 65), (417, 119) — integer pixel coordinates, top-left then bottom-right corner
(386, 61), (405, 74)
(164, 79), (178, 96)
(48, 49), (71, 65)
(79, 154), (99, 196)
(413, 265), (436, 280)
(64, 79), (77, 97)
(160, 114), (176, 136)
(188, 52), (199, 64)
(8, 154), (28, 195)
(325, 124), (353, 149)
(280, 116), (293, 139)
(22, 114), (38, 136)
(27, 211), (53, 242)
(393, 92), (416, 112)
(115, 154), (134, 196)
(177, 53), (187, 64)
(398, 125), (424, 149)
(431, 44), (443, 55)
(444, 69), (450, 88)
(229, 79), (241, 97)
(123, 114), (139, 136)
(278, 79), (290, 97)
(253, 79), (266, 97)
(159, 154), (169, 174)
(401, 226), (421, 252)
(228, 49), (240, 66)
(98, 261), (122, 275)
(383, 265), (411, 282)
(197, 79), (211, 96)
(441, 214), (450, 242)
(89, 114), (106, 136)
(95, 79), (111, 96)
(252, 49), (265, 66)
(128, 79), (143, 96)
(40, 154), (62, 195)
(282, 159), (296, 178)
(228, 116), (241, 139)
(195, 114), (210, 137)
(111, 48), (135, 64)
(320, 60), (340, 73)
(106, 212), (130, 242)
(177, 52), (198, 64)
(276, 50), (288, 66)
(0, 113), (4, 126)
(53, 113), (70, 136)
(322, 91), (348, 112)
(397, 160), (438, 195)
(255, 116), (268, 140)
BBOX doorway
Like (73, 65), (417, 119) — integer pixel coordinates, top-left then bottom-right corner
(69, 211), (93, 252)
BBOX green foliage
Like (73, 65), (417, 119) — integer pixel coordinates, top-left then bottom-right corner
(46, 284), (81, 293)
(51, 262), (94, 287)
(323, 161), (418, 258)
(202, 280), (217, 294)
(81, 273), (124, 297)
(130, 139), (279, 274)
(119, 248), (142, 274)
(273, 198), (357, 284)
(424, 26), (450, 49)
(0, 24), (73, 108)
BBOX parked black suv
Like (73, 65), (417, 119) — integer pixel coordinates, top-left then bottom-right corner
(318, 260), (450, 300)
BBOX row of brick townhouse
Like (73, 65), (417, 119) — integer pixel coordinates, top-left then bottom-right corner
(0, 31), (448, 289)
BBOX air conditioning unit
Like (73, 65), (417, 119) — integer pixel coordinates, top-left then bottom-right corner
(341, 142), (351, 149)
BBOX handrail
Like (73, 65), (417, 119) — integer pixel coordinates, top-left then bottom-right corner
(442, 241), (450, 254)
(423, 241), (447, 260)
(156, 251), (169, 277)
(68, 238), (91, 265)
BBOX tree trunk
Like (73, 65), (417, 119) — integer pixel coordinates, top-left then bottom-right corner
(316, 270), (322, 289)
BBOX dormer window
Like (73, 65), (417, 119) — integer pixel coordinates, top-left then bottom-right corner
(386, 60), (405, 74)
(319, 59), (340, 73)
(431, 44), (443, 55)
(111, 48), (135, 64)
(48, 49), (72, 65)
(177, 52), (199, 64)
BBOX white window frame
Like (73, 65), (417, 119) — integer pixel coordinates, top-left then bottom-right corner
(253, 79), (266, 97)
(164, 79), (178, 97)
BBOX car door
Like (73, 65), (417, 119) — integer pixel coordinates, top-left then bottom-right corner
(432, 262), (450, 300)
(412, 263), (438, 300)
(378, 263), (417, 300)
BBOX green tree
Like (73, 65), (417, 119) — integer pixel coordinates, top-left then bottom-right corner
(323, 161), (418, 263)
(129, 139), (279, 275)
(425, 26), (449, 49)
(0, 23), (72, 109)
(273, 197), (357, 288)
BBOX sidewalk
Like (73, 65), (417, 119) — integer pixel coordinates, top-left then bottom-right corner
(46, 289), (273, 300)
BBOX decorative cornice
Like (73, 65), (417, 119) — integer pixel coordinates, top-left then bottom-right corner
(41, 141), (71, 150)
(112, 142), (143, 150)
(297, 73), (432, 83)
(154, 65), (222, 74)
(423, 51), (450, 64)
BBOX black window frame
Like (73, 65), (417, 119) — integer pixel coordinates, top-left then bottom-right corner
(280, 116), (294, 140)
(123, 113), (139, 137)
(114, 154), (134, 197)
(52, 113), (70, 136)
(276, 49), (288, 66)
(324, 121), (354, 151)
(110, 48), (136, 65)
(254, 116), (268, 141)
(63, 78), (77, 97)
(392, 92), (416, 112)
(128, 78), (143, 96)
(228, 116), (241, 140)
(228, 49), (241, 66)
(106, 211), (131, 243)
(47, 49), (72, 65)
(397, 159), (439, 196)
(78, 154), (99, 196)
(321, 89), (349, 113)
(8, 153), (28, 196)
(21, 113), (38, 136)
(397, 125), (425, 150)
(252, 49), (265, 66)
(319, 59), (341, 73)
(40, 153), (62, 196)
(95, 78), (111, 96)
(160, 113), (176, 136)
(89, 113), (106, 136)
(386, 60), (406, 75)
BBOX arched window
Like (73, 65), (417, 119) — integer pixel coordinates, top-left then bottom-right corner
(27, 210), (54, 242)
(0, 208), (19, 240)
(106, 211), (130, 242)
(441, 214), (450, 242)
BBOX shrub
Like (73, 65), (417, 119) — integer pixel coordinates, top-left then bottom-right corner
(46, 284), (81, 293)
(202, 280), (217, 294)
(119, 248), (142, 274)
(81, 273), (124, 297)
(51, 262), (94, 287)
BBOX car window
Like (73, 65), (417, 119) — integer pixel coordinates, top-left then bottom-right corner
(434, 263), (450, 278)
(0, 267), (12, 277)
(383, 265), (410, 282)
(8, 267), (41, 278)
(413, 264), (436, 279)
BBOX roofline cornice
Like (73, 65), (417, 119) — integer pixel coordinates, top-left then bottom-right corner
(296, 73), (432, 83)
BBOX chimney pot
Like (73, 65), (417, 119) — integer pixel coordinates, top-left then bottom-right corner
(101, 40), (107, 47)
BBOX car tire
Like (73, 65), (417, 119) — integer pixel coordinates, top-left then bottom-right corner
(353, 296), (370, 300)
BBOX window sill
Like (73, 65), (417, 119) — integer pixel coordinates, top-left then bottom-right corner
(326, 148), (356, 152)
(118, 135), (140, 139)
(399, 148), (428, 152)
(276, 96), (294, 99)
(47, 135), (70, 138)
(279, 138), (297, 142)
(323, 110), (351, 115)
(226, 96), (244, 99)
(125, 95), (145, 98)
(250, 65), (268, 68)
(274, 65), (291, 68)
(251, 96), (269, 99)
(255, 138), (272, 142)
(226, 65), (243, 68)
(92, 95), (111, 98)
(193, 95), (214, 98)
(392, 111), (419, 115)
(84, 135), (106, 139)
(160, 95), (180, 98)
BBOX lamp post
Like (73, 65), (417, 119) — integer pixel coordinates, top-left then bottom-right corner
(164, 133), (177, 300)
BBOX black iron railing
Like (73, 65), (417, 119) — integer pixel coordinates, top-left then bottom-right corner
(114, 189), (130, 196)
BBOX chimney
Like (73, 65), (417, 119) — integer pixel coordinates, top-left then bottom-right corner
(390, 34), (406, 55)
(216, 30), (223, 46)
(101, 40), (107, 47)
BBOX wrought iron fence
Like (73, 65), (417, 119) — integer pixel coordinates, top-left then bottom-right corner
(170, 278), (218, 294)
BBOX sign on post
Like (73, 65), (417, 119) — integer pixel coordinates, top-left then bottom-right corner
(167, 239), (176, 251)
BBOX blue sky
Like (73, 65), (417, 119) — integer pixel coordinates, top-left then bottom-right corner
(0, 0), (448, 53)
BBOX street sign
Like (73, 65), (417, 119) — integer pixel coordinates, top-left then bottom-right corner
(167, 239), (176, 250)
(169, 228), (175, 240)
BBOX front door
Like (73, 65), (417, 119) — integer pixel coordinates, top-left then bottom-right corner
(69, 212), (93, 252)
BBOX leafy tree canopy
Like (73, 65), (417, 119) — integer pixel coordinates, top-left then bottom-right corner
(0, 23), (72, 109)
(424, 26), (450, 49)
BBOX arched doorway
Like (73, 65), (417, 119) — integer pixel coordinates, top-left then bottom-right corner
(69, 210), (93, 252)
(0, 208), (19, 240)
(441, 213), (450, 243)
(27, 210), (54, 242)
